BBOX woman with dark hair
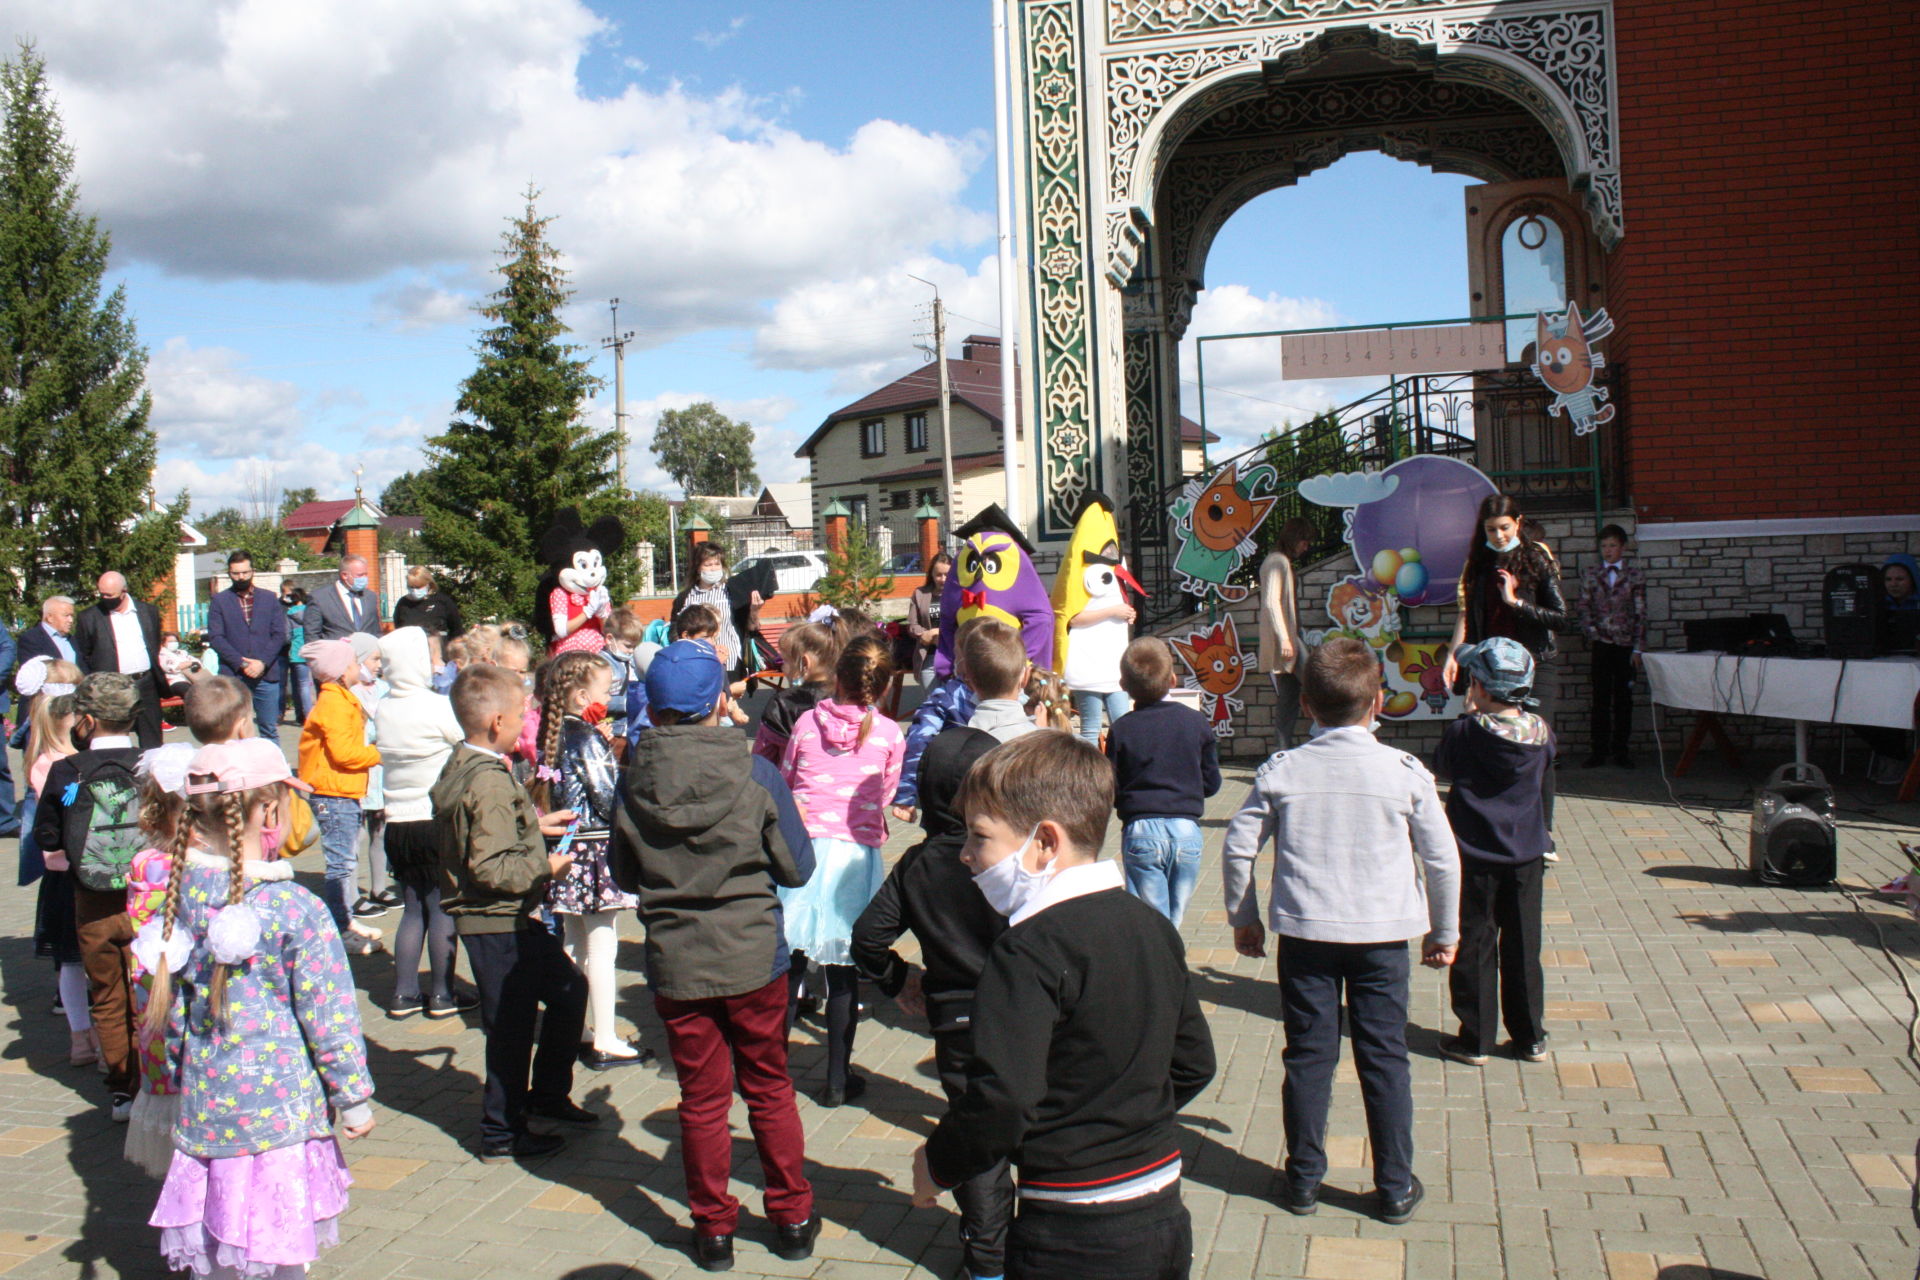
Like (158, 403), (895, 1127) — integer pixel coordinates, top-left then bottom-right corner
(1442, 495), (1573, 723)
(669, 542), (761, 686)
(904, 553), (953, 686)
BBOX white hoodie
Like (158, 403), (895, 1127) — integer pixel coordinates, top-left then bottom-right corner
(375, 627), (465, 823)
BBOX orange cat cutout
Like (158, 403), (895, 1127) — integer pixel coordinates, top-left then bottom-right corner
(1532, 301), (1616, 436)
(1170, 615), (1248, 739)
(1169, 459), (1279, 603)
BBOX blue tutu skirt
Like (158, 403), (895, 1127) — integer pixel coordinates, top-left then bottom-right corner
(778, 838), (882, 967)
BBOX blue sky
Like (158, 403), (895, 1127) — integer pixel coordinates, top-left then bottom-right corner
(15, 0), (1473, 515)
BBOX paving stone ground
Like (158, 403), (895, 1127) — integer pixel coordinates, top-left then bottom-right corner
(1, 727), (1917, 1278)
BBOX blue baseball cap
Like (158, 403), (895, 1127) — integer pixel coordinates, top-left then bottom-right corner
(1454, 637), (1537, 708)
(644, 639), (726, 719)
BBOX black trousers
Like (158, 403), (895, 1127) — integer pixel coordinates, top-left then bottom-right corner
(933, 1021), (1013, 1278)
(787, 953), (858, 1092)
(1277, 937), (1414, 1199)
(1449, 856), (1546, 1055)
(132, 670), (163, 750)
(1008, 1184), (1191, 1280)
(461, 924), (589, 1147)
(1588, 640), (1635, 757)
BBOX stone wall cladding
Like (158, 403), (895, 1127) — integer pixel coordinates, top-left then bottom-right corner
(1149, 516), (1917, 765)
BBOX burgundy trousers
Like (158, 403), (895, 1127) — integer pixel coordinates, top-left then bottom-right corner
(654, 974), (813, 1235)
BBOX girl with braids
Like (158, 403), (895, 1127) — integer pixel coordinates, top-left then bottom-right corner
(124, 743), (199, 1177)
(136, 738), (374, 1279)
(536, 650), (643, 1069)
(777, 633), (905, 1106)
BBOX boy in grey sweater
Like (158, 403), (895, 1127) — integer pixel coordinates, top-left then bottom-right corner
(1220, 637), (1460, 1225)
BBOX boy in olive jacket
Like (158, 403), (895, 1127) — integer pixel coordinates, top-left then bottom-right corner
(433, 665), (587, 1163)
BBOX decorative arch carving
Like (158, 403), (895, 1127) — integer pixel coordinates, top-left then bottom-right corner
(1102, 8), (1620, 282)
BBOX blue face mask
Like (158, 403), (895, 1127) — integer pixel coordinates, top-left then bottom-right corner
(1485, 534), (1520, 554)
(349, 575), (368, 593)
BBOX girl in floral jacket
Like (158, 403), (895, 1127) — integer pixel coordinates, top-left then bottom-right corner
(136, 738), (375, 1278)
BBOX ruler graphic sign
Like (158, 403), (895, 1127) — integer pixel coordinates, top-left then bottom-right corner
(1280, 324), (1507, 379)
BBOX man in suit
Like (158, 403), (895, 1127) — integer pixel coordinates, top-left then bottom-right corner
(12, 595), (83, 753)
(207, 550), (290, 739)
(72, 572), (165, 748)
(309, 554), (381, 642)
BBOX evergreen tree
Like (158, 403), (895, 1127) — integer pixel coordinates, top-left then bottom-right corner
(415, 188), (640, 623)
(0, 42), (183, 616)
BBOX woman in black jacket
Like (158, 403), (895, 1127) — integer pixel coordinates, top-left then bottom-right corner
(1443, 494), (1573, 722)
(390, 568), (464, 641)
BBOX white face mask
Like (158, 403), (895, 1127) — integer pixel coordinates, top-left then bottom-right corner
(1485, 533), (1520, 554)
(699, 568), (725, 587)
(408, 586), (428, 599)
(971, 824), (1049, 918)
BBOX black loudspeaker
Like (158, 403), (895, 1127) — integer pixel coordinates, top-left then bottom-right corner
(1824, 563), (1885, 659)
(1750, 763), (1836, 887)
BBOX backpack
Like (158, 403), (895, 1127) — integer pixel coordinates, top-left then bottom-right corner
(62, 753), (145, 892)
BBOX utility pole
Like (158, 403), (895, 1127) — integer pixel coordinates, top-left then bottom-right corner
(602, 299), (635, 492)
(909, 274), (958, 547)
(991, 0), (1021, 527)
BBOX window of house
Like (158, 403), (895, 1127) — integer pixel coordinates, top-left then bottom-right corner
(848, 496), (870, 528)
(889, 489), (912, 510)
(860, 418), (886, 458)
(1500, 212), (1569, 363)
(905, 413), (928, 452)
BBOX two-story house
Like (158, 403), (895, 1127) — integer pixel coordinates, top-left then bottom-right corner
(797, 334), (1215, 554)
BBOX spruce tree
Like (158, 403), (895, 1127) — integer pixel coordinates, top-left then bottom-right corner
(417, 188), (639, 623)
(0, 42), (184, 617)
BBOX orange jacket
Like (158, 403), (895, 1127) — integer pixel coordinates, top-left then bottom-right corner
(299, 681), (380, 799)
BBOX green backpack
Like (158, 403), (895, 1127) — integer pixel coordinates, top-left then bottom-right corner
(63, 754), (145, 892)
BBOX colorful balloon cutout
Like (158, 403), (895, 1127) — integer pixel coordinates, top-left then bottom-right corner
(1345, 456), (1497, 607)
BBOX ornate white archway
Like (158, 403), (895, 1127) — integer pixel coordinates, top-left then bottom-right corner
(1010, 0), (1619, 541)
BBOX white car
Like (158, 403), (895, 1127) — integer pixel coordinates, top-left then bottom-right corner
(734, 549), (830, 596)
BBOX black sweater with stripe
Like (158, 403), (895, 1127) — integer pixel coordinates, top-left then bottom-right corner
(925, 886), (1216, 1194)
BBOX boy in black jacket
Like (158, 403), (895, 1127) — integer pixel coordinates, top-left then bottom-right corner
(852, 726), (1010, 1280)
(911, 733), (1215, 1280)
(1432, 637), (1555, 1068)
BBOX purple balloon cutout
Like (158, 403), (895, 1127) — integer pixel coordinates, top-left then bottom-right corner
(1347, 456), (1497, 607)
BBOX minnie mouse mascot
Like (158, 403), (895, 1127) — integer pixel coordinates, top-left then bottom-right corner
(534, 508), (627, 657)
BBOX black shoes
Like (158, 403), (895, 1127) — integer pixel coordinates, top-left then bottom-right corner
(351, 896), (390, 919)
(526, 1097), (601, 1126)
(691, 1231), (734, 1272)
(1280, 1174), (1319, 1216)
(1376, 1175), (1425, 1225)
(479, 1131), (566, 1163)
(425, 991), (481, 1020)
(1436, 1035), (1489, 1067)
(1512, 1033), (1550, 1063)
(580, 1041), (656, 1070)
(817, 1074), (867, 1108)
(772, 1214), (822, 1261)
(387, 996), (424, 1020)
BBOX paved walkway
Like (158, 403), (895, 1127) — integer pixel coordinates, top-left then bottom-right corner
(0, 748), (1917, 1279)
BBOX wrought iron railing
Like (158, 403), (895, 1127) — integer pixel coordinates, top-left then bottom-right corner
(1129, 365), (1624, 630)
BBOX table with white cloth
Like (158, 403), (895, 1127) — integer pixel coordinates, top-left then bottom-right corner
(1641, 651), (1920, 798)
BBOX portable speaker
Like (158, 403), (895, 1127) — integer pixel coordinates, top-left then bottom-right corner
(1824, 563), (1884, 659)
(1750, 763), (1836, 887)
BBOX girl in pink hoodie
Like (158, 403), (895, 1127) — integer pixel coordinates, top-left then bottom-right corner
(778, 633), (905, 1106)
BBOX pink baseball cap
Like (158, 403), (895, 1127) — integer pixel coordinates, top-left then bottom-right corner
(185, 739), (314, 796)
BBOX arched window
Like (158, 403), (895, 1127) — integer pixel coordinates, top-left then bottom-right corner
(1500, 211), (1568, 362)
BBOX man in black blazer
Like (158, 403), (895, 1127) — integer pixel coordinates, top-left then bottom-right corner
(72, 572), (165, 748)
(12, 595), (83, 747)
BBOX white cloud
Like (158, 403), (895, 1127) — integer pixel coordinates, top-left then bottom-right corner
(148, 337), (307, 460)
(693, 15), (749, 49)
(375, 279), (476, 332)
(596, 391), (807, 495)
(162, 440), (423, 518)
(1177, 285), (1374, 454)
(25, 0), (988, 342)
(752, 254), (1002, 382)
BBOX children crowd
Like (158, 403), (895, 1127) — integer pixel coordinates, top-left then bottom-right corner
(11, 547), (1570, 1280)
